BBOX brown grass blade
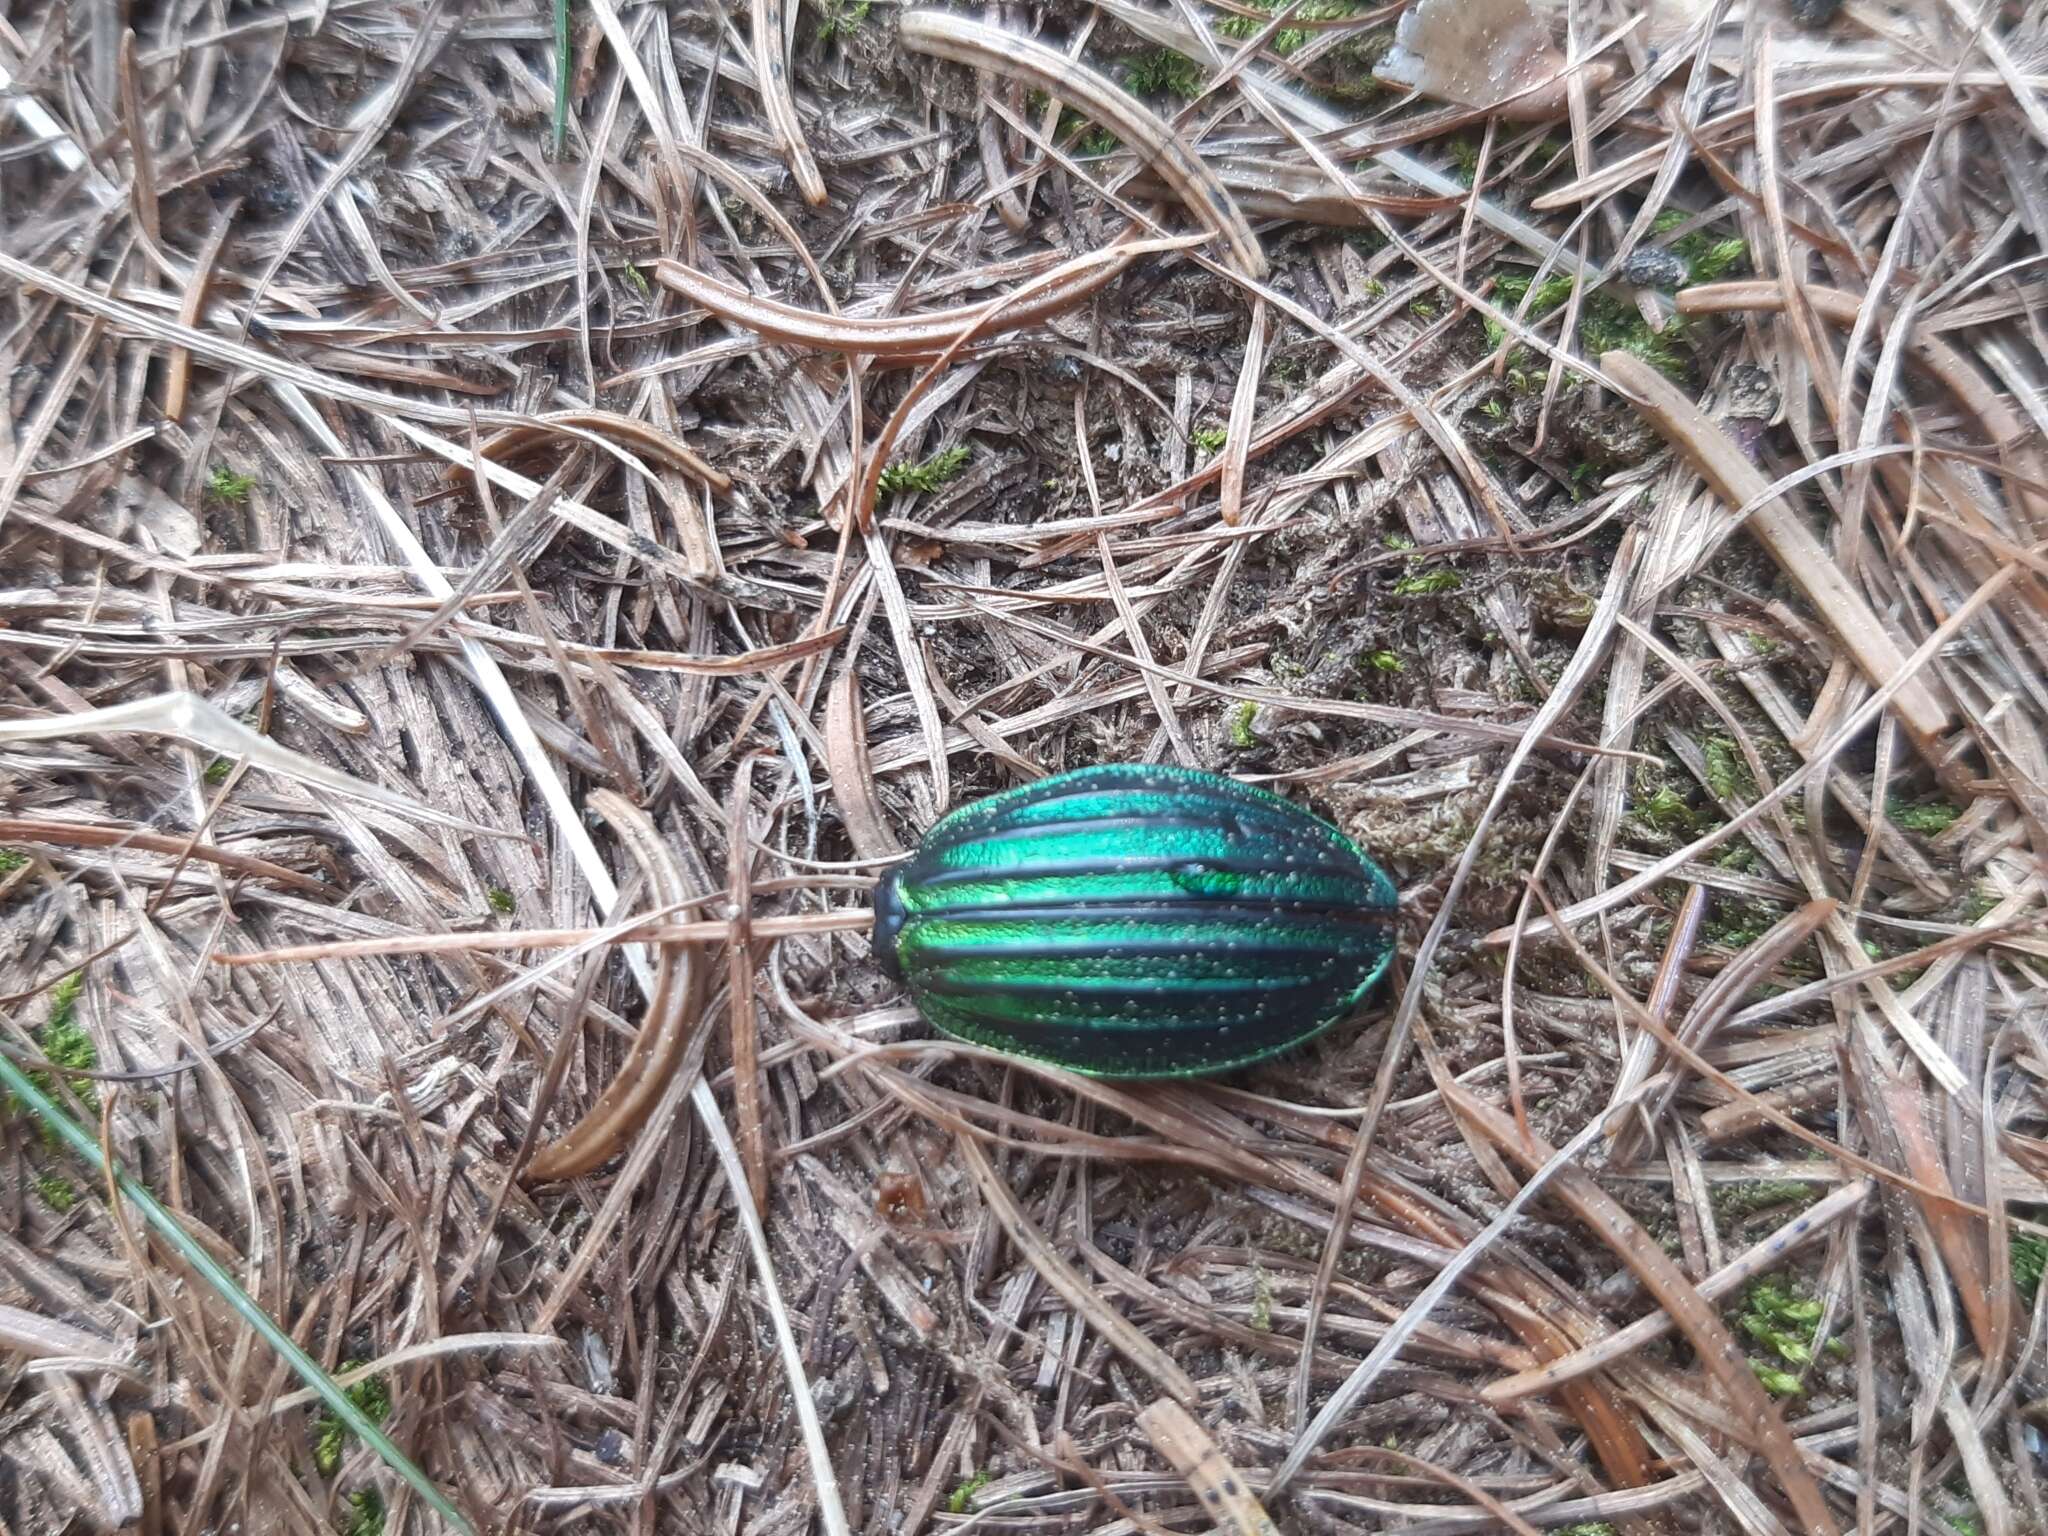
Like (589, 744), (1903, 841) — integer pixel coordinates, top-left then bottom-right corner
(956, 1133), (1201, 1410)
(896, 11), (1266, 278)
(1600, 351), (1950, 748)
(521, 792), (708, 1183)
(1441, 1080), (1842, 1536)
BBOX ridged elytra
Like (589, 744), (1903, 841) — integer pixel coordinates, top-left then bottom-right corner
(872, 764), (1398, 1078)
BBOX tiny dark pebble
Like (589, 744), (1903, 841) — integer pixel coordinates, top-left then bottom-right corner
(1621, 246), (1691, 290)
(595, 1429), (626, 1465)
(1787, 0), (1841, 26)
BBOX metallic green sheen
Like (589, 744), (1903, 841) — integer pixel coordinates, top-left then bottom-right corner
(873, 764), (1397, 1077)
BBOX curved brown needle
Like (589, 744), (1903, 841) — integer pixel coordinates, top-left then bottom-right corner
(652, 244), (1140, 359)
(753, 0), (826, 204)
(443, 409), (731, 494)
(522, 792), (709, 1184)
(897, 10), (1267, 279)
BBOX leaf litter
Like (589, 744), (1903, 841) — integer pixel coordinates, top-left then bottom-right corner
(0, 0), (2045, 1533)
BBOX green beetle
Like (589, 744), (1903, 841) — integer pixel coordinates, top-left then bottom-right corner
(873, 764), (1398, 1077)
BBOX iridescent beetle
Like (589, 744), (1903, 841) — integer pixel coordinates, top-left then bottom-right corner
(521, 763), (1400, 1179)
(872, 763), (1398, 1077)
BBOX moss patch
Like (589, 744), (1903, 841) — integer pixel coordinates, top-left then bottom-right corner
(207, 465), (258, 505)
(1124, 49), (1204, 99)
(878, 445), (972, 496)
(1485, 271), (1692, 378)
(6, 976), (98, 1143)
(1392, 567), (1460, 597)
(312, 1364), (393, 1476)
(341, 1489), (385, 1536)
(2014, 1232), (2045, 1303)
(947, 1468), (995, 1514)
(1651, 208), (1751, 284)
(1227, 699), (1258, 749)
(1215, 0), (1364, 56)
(1888, 797), (1960, 835)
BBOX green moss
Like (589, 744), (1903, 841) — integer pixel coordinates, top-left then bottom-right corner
(1634, 785), (1695, 834)
(1447, 136), (1481, 185)
(1720, 1187), (1818, 1220)
(878, 445), (972, 496)
(34, 1173), (76, 1212)
(1703, 736), (1755, 802)
(1409, 298), (1437, 319)
(1751, 1360), (1803, 1396)
(1365, 650), (1403, 674)
(312, 1364), (392, 1477)
(45, 970), (81, 1028)
(1702, 900), (1787, 951)
(1227, 699), (1258, 749)
(1486, 270), (1691, 377)
(207, 465), (257, 505)
(486, 887), (516, 915)
(1193, 426), (1228, 453)
(1125, 49), (1204, 99)
(204, 756), (233, 785)
(1216, 0), (1363, 55)
(1523, 138), (1570, 177)
(1250, 1265), (1273, 1331)
(1048, 106), (1117, 154)
(2014, 1232), (2045, 1302)
(8, 980), (99, 1144)
(1961, 884), (2000, 924)
(1581, 301), (1689, 378)
(947, 1468), (995, 1514)
(1557, 1526), (1618, 1536)
(622, 264), (652, 297)
(1484, 271), (1577, 349)
(1738, 1278), (1841, 1386)
(1382, 532), (1414, 550)
(1888, 798), (1960, 835)
(342, 1489), (385, 1536)
(815, 0), (868, 40)
(1651, 210), (1751, 284)
(1392, 567), (1460, 597)
(0, 849), (25, 873)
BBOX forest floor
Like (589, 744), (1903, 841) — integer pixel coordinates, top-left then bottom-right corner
(1, 0), (2045, 1533)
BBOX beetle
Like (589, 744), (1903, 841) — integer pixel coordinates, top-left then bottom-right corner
(872, 763), (1398, 1077)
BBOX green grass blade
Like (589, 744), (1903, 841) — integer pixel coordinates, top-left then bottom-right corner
(0, 1048), (475, 1534)
(553, 0), (570, 157)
